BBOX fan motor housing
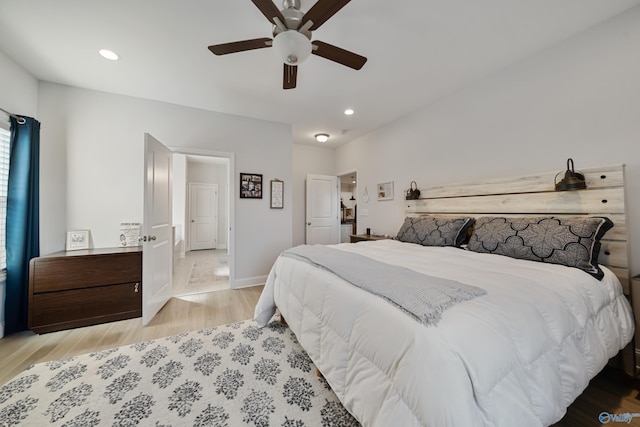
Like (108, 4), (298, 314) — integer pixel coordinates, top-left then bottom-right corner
(273, 0), (310, 38)
(283, 0), (300, 9)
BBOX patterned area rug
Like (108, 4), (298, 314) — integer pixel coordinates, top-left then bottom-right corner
(0, 319), (360, 426)
(187, 258), (228, 286)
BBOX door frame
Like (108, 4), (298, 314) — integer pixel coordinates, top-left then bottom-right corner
(188, 182), (219, 251)
(337, 168), (358, 235)
(170, 147), (235, 287)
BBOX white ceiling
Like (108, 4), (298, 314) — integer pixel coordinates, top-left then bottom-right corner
(0, 0), (638, 147)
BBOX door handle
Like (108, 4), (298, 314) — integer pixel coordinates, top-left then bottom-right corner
(307, 222), (311, 226)
(140, 235), (157, 241)
(149, 236), (156, 241)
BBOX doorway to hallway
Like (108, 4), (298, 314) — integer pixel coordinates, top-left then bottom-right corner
(172, 249), (229, 296)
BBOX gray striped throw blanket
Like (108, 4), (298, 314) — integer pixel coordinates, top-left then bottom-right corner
(282, 245), (486, 327)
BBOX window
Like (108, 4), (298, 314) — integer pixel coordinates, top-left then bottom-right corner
(0, 121), (9, 270)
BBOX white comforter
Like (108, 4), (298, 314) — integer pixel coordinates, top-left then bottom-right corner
(254, 240), (634, 427)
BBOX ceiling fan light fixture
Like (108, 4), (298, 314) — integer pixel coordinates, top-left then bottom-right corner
(272, 30), (311, 65)
(315, 133), (329, 143)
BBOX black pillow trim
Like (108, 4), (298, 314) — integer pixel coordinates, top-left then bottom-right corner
(467, 216), (613, 280)
(395, 216), (476, 248)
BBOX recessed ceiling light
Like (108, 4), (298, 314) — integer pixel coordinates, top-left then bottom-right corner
(99, 49), (119, 60)
(344, 109), (354, 116)
(314, 133), (329, 143)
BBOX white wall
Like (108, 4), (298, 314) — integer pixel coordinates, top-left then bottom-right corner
(38, 83), (292, 286)
(0, 51), (38, 117)
(336, 6), (640, 273)
(0, 50), (38, 338)
(187, 160), (229, 249)
(292, 144), (335, 246)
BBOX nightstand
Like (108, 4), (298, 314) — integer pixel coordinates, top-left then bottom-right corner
(350, 234), (390, 243)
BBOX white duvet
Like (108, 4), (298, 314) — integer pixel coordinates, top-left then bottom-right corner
(254, 240), (635, 426)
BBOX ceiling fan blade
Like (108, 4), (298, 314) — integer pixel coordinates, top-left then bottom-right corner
(301, 0), (350, 31)
(283, 64), (297, 89)
(251, 0), (287, 26)
(208, 38), (272, 55)
(311, 40), (367, 70)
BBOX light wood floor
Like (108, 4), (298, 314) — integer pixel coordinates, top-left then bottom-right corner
(1, 284), (639, 426)
(0, 285), (263, 387)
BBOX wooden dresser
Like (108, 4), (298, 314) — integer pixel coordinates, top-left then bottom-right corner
(28, 247), (142, 334)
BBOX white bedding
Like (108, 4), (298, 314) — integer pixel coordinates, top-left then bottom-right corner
(254, 239), (635, 426)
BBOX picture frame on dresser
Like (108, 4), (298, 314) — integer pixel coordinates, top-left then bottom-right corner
(66, 230), (90, 251)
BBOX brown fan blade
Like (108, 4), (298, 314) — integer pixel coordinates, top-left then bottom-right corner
(208, 38), (272, 55)
(311, 40), (367, 70)
(301, 0), (350, 31)
(251, 0), (286, 26)
(283, 64), (297, 89)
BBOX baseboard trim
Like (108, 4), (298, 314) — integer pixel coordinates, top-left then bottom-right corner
(231, 275), (267, 289)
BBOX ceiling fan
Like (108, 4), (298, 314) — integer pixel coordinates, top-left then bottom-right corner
(208, 0), (367, 89)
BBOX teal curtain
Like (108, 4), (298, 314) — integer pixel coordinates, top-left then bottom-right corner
(5, 116), (40, 334)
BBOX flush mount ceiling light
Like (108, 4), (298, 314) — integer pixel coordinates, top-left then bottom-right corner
(344, 108), (355, 116)
(314, 133), (329, 143)
(99, 49), (119, 60)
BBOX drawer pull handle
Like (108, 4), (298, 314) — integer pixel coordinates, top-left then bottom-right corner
(134, 283), (139, 293)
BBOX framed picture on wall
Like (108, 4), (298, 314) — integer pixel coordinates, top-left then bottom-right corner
(66, 230), (90, 251)
(377, 181), (394, 201)
(270, 179), (284, 209)
(240, 173), (263, 199)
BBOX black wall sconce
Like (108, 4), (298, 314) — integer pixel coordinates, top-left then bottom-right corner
(554, 158), (587, 191)
(405, 181), (421, 200)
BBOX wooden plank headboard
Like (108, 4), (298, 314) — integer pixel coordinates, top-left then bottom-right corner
(404, 164), (630, 294)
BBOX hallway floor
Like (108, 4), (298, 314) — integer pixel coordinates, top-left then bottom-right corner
(172, 249), (229, 296)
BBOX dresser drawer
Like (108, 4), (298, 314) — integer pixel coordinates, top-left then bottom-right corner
(30, 252), (142, 294)
(30, 282), (142, 333)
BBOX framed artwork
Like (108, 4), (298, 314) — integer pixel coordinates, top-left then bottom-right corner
(240, 173), (263, 199)
(119, 222), (141, 247)
(377, 181), (394, 201)
(66, 230), (90, 251)
(270, 179), (284, 209)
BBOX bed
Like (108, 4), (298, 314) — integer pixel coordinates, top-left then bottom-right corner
(254, 164), (636, 426)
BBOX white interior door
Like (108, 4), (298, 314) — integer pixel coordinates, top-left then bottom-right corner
(306, 174), (339, 245)
(189, 183), (218, 250)
(142, 133), (173, 325)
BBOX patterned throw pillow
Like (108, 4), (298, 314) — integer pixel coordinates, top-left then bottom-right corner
(468, 216), (613, 279)
(395, 216), (475, 247)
